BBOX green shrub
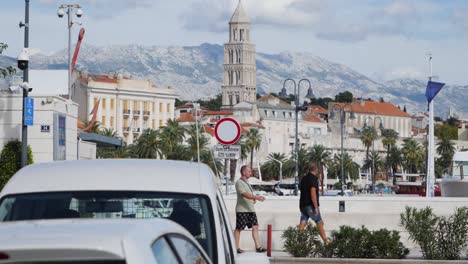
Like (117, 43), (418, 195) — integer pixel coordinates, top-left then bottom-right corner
(400, 206), (468, 260)
(329, 226), (409, 259)
(0, 140), (33, 190)
(281, 223), (323, 257)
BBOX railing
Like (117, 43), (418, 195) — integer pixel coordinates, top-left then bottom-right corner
(132, 127), (141, 133)
(122, 109), (130, 115)
(133, 110), (141, 116)
(123, 127), (130, 133)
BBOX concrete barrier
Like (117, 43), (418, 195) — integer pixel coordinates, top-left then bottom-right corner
(270, 257), (468, 263)
(224, 195), (468, 256)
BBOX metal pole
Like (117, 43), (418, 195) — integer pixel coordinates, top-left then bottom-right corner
(21, 0), (30, 168)
(68, 6), (72, 100)
(294, 85), (299, 196)
(371, 121), (375, 193)
(426, 55), (435, 197)
(225, 159), (230, 195)
(340, 109), (345, 196)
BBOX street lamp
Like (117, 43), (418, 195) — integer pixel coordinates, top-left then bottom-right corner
(18, 0), (30, 168)
(279, 78), (315, 195)
(329, 104), (356, 196)
(270, 157), (283, 184)
(57, 4), (83, 101)
(363, 116), (384, 193)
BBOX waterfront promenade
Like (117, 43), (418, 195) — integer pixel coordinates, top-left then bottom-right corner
(223, 195), (468, 257)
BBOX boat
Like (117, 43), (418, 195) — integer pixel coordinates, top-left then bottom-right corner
(440, 151), (468, 197)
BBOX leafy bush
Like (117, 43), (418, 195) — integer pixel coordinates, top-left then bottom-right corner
(400, 206), (468, 260)
(0, 140), (33, 190)
(281, 223), (322, 257)
(329, 226), (408, 259)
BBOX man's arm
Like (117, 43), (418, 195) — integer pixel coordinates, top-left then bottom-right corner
(242, 192), (265, 201)
(310, 187), (319, 215)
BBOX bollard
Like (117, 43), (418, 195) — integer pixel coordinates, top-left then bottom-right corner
(267, 224), (272, 257)
(339, 200), (345, 212)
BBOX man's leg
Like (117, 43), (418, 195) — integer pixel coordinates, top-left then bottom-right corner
(316, 221), (328, 245)
(234, 229), (241, 249)
(252, 225), (261, 249)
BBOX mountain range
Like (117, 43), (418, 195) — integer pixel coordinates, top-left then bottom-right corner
(1, 43), (466, 117)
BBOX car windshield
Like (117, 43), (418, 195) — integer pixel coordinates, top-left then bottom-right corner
(0, 191), (216, 262)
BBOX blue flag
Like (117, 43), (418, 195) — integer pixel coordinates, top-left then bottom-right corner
(425, 81), (445, 103)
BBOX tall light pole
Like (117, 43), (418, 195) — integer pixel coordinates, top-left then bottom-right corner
(57, 4), (82, 101)
(329, 103), (355, 196)
(19, 0), (30, 168)
(270, 157), (283, 184)
(279, 78), (315, 195)
(364, 116), (384, 193)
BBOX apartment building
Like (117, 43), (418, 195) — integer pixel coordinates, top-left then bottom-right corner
(73, 71), (177, 145)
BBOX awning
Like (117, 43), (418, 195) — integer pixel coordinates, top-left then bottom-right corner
(79, 132), (125, 148)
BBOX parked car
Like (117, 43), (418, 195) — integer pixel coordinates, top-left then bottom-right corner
(0, 159), (269, 264)
(0, 218), (211, 264)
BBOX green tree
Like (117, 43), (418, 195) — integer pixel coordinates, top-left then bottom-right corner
(387, 146), (403, 186)
(99, 127), (117, 137)
(327, 152), (360, 183)
(335, 91), (353, 103)
(435, 125), (458, 140)
(196, 94), (222, 110)
(382, 129), (399, 179)
(131, 129), (162, 159)
(186, 124), (209, 162)
(360, 126), (376, 160)
(81, 120), (103, 134)
(244, 128), (262, 173)
(159, 119), (186, 158)
(401, 138), (424, 174)
(308, 144), (331, 194)
(362, 151), (385, 183)
(0, 43), (16, 78)
(0, 140), (33, 190)
(260, 153), (287, 181)
(436, 135), (456, 177)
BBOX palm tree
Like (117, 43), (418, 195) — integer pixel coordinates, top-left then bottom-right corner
(260, 153), (287, 181)
(387, 146), (403, 186)
(132, 129), (162, 159)
(308, 144), (331, 194)
(360, 126), (376, 160)
(159, 119), (186, 159)
(436, 136), (456, 176)
(328, 152), (360, 184)
(81, 120), (102, 134)
(381, 129), (398, 175)
(99, 127), (117, 137)
(186, 124), (209, 162)
(287, 147), (313, 179)
(401, 138), (424, 174)
(244, 128), (262, 174)
(362, 150), (385, 183)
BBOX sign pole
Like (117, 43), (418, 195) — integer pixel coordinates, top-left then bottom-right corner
(225, 159), (230, 195)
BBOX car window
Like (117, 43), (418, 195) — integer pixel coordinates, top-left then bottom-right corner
(152, 237), (179, 264)
(0, 191), (216, 263)
(168, 235), (209, 264)
(217, 197), (234, 264)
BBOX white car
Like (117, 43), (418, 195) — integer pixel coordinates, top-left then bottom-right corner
(0, 159), (269, 264)
(0, 218), (211, 264)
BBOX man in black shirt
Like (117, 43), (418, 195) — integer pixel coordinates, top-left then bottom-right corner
(299, 162), (327, 244)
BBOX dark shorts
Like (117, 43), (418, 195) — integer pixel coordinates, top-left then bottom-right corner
(236, 212), (258, 230)
(300, 206), (323, 223)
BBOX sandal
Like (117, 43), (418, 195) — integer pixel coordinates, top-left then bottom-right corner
(256, 247), (266, 253)
(237, 248), (244, 254)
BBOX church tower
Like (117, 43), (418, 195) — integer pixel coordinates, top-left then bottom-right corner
(222, 0), (256, 107)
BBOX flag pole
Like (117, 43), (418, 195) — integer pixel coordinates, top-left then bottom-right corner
(426, 55), (435, 198)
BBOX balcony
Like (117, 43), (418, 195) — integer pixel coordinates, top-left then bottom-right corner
(123, 109), (130, 116)
(133, 110), (141, 117)
(123, 127), (131, 134)
(132, 127), (141, 133)
(143, 110), (150, 119)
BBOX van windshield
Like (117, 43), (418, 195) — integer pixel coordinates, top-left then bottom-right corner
(0, 191), (216, 262)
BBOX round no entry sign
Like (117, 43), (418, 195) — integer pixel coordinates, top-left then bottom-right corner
(214, 117), (241, 145)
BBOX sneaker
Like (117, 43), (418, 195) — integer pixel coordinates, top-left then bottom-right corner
(256, 247), (266, 253)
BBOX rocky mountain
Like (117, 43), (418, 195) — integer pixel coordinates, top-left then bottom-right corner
(1, 43), (466, 117)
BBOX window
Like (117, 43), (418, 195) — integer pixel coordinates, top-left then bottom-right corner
(167, 103), (170, 113)
(152, 237), (179, 264)
(159, 103), (163, 112)
(93, 98), (99, 107)
(0, 191), (216, 263)
(110, 117), (114, 127)
(101, 116), (106, 126)
(152, 119), (156, 128)
(159, 120), (163, 127)
(110, 99), (114, 109)
(314, 128), (321, 135)
(102, 99), (106, 109)
(153, 102), (156, 112)
(217, 198), (235, 264)
(264, 110), (268, 116)
(168, 235), (209, 264)
(133, 101), (139, 111)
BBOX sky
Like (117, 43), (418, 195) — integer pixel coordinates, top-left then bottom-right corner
(1, 0), (468, 85)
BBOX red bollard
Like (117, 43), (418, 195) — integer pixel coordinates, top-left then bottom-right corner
(267, 224), (272, 257)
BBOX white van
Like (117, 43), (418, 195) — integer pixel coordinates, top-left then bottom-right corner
(0, 159), (269, 264)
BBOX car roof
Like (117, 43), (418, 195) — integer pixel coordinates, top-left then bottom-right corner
(1, 159), (219, 197)
(0, 218), (194, 262)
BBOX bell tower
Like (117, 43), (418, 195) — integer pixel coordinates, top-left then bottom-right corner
(221, 0), (256, 107)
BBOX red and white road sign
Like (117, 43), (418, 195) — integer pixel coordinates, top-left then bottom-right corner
(214, 117), (241, 145)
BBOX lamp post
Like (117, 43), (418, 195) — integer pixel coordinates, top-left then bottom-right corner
(270, 157), (283, 184)
(279, 78), (315, 195)
(18, 0), (30, 168)
(364, 116), (384, 193)
(329, 104), (355, 196)
(57, 4), (82, 101)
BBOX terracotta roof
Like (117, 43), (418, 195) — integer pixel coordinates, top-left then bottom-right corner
(240, 122), (265, 129)
(307, 105), (328, 115)
(203, 110), (234, 116)
(333, 101), (410, 117)
(203, 125), (214, 136)
(79, 74), (130, 84)
(178, 113), (196, 122)
(302, 112), (324, 123)
(176, 104), (193, 109)
(257, 94), (290, 107)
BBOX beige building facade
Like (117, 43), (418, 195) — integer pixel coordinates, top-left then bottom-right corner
(72, 71), (177, 145)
